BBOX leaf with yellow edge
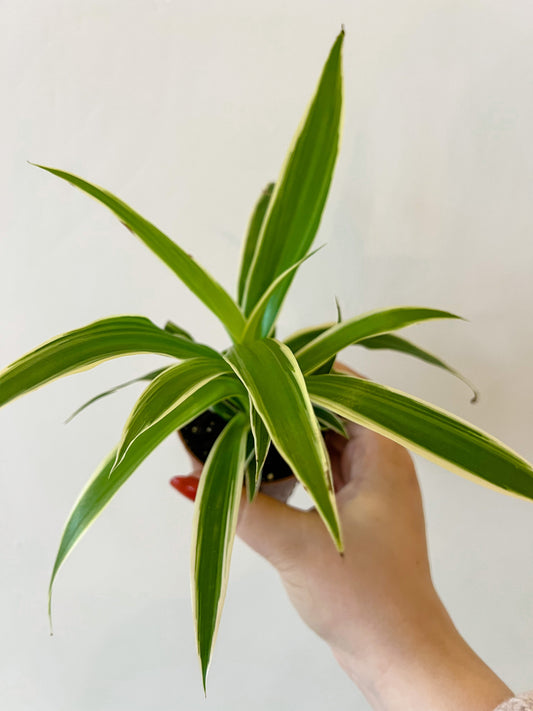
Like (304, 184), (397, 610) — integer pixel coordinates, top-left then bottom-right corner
(306, 373), (533, 500)
(191, 412), (249, 691)
(224, 339), (342, 550)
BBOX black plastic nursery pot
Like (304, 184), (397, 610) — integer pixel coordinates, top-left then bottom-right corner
(178, 410), (298, 501)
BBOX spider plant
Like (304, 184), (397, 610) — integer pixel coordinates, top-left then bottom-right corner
(2, 29), (533, 690)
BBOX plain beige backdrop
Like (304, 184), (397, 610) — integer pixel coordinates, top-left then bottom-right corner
(1, 1), (532, 709)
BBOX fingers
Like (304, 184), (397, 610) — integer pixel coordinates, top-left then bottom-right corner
(237, 490), (308, 569)
(257, 476), (297, 503)
(185, 450), (203, 471)
(324, 413), (419, 509)
(325, 421), (379, 492)
(170, 471), (201, 501)
(171, 467), (307, 571)
(329, 362), (418, 488)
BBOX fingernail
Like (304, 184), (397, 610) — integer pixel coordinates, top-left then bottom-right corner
(170, 475), (199, 502)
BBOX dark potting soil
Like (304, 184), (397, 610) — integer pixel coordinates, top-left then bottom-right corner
(179, 410), (293, 482)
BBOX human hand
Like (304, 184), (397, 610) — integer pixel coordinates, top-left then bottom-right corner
(172, 364), (513, 711)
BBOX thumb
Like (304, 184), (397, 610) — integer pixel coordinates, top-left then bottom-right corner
(171, 469), (308, 571)
(237, 491), (308, 570)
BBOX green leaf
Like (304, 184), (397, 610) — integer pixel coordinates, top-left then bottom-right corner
(191, 412), (249, 691)
(224, 339), (342, 550)
(49, 375), (245, 622)
(211, 399), (240, 421)
(284, 324), (330, 353)
(33, 165), (246, 341)
(303, 303), (341, 375)
(164, 320), (194, 340)
(65, 368), (166, 423)
(241, 30), (344, 329)
(0, 315), (217, 409)
(285, 324), (335, 374)
(296, 307), (463, 375)
(237, 183), (274, 306)
(244, 430), (256, 498)
(313, 355), (337, 376)
(286, 321), (478, 400)
(306, 374), (533, 501)
(114, 357), (234, 467)
(356, 333), (479, 403)
(313, 405), (348, 438)
(243, 247), (323, 341)
(247, 400), (270, 501)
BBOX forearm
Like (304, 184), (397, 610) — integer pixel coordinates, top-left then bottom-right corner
(331, 593), (513, 711)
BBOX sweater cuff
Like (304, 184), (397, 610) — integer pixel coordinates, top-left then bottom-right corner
(494, 692), (533, 710)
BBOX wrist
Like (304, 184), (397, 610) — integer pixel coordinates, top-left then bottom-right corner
(331, 592), (513, 711)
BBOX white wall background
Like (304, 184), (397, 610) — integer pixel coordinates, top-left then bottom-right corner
(1, 1), (532, 709)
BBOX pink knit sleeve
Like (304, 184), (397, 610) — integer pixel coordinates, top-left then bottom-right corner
(494, 692), (533, 710)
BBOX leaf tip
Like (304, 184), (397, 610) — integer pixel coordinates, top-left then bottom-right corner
(462, 374), (479, 404)
(200, 654), (210, 696)
(330, 517), (344, 554)
(64, 407), (80, 424)
(334, 296), (342, 323)
(119, 220), (134, 234)
(47, 585), (54, 636)
(336, 27), (346, 54)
